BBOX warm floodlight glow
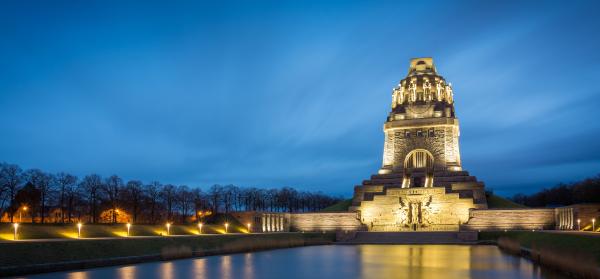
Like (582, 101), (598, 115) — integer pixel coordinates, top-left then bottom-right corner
(224, 222), (229, 233)
(13, 223), (18, 240)
(593, 218), (596, 232)
(126, 223), (131, 237)
(166, 223), (171, 235)
(77, 223), (83, 238)
(577, 219), (581, 231)
(20, 206), (27, 222)
(247, 223), (252, 233)
(198, 223), (203, 234)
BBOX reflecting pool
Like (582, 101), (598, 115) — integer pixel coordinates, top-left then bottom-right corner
(17, 245), (567, 279)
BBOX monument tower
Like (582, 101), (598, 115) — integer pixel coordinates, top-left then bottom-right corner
(350, 58), (487, 231)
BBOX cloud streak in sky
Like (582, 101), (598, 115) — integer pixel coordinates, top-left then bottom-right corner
(1, 1), (600, 196)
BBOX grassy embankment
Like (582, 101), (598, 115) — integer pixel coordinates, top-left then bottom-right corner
(0, 223), (248, 241)
(0, 232), (335, 276)
(486, 193), (527, 209)
(321, 199), (352, 212)
(480, 231), (600, 278)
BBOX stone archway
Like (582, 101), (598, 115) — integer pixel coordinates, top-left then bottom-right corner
(402, 149), (434, 188)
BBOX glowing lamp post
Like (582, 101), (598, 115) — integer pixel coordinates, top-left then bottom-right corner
(593, 218), (596, 232)
(198, 222), (203, 234)
(247, 223), (252, 233)
(13, 223), (19, 240)
(577, 219), (581, 231)
(126, 223), (131, 237)
(224, 222), (229, 233)
(166, 223), (171, 236)
(77, 223), (83, 238)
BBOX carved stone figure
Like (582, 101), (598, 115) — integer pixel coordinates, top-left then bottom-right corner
(423, 78), (432, 101)
(445, 84), (453, 104)
(409, 80), (417, 102)
(436, 80), (444, 101)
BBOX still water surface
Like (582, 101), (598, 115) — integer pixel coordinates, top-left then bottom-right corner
(18, 245), (567, 279)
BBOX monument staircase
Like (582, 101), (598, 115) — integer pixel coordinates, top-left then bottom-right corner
(352, 170), (487, 209)
(336, 231), (478, 244)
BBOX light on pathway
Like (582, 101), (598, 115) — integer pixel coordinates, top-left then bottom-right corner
(224, 222), (229, 233)
(77, 223), (83, 238)
(126, 223), (131, 237)
(13, 223), (19, 240)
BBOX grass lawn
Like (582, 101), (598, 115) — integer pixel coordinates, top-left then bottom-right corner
(0, 232), (334, 268)
(321, 199), (352, 212)
(480, 231), (600, 263)
(486, 194), (527, 209)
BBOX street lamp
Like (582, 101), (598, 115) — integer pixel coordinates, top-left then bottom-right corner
(13, 223), (19, 240)
(593, 218), (596, 232)
(224, 222), (229, 233)
(77, 222), (83, 238)
(247, 223), (252, 233)
(577, 219), (581, 231)
(166, 223), (171, 236)
(198, 222), (203, 234)
(126, 223), (131, 237)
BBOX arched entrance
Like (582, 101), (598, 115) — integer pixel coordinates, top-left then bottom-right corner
(402, 149), (434, 188)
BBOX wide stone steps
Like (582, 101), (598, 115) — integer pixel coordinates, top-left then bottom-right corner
(338, 231), (477, 244)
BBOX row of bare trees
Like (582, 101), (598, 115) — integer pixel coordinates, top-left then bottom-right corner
(0, 162), (343, 224)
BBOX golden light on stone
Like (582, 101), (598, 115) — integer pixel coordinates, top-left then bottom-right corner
(350, 58), (487, 232)
(198, 222), (203, 234)
(126, 223), (131, 237)
(224, 222), (229, 233)
(77, 222), (82, 238)
(166, 223), (171, 235)
(247, 223), (252, 233)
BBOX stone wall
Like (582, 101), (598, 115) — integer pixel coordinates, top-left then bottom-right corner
(289, 212), (365, 232)
(462, 208), (555, 231)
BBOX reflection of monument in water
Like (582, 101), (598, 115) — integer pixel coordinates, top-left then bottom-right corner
(350, 58), (488, 231)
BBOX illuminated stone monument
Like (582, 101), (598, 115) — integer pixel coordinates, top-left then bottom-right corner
(350, 58), (488, 231)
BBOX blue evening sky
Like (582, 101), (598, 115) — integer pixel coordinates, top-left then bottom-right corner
(1, 1), (600, 197)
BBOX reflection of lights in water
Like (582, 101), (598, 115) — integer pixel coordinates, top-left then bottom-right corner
(192, 259), (207, 279)
(360, 245), (472, 279)
(244, 253), (254, 279)
(117, 266), (136, 279)
(161, 261), (174, 279)
(67, 271), (88, 279)
(221, 255), (232, 279)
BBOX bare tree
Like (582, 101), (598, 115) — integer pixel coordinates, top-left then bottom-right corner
(103, 175), (122, 223)
(24, 169), (54, 223)
(176, 185), (192, 223)
(144, 181), (161, 224)
(0, 163), (23, 222)
(81, 174), (102, 223)
(161, 184), (176, 222)
(55, 172), (77, 223)
(124, 180), (143, 223)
